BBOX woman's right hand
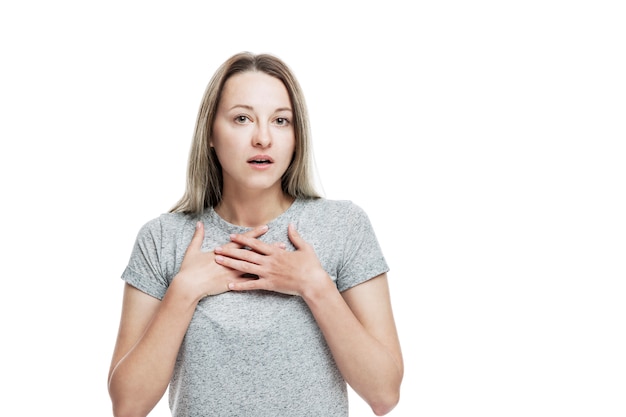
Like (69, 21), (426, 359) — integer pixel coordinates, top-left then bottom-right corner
(174, 222), (270, 302)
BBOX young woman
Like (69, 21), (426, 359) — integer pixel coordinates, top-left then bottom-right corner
(108, 52), (403, 417)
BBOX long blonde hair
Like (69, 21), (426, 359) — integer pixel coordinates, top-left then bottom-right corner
(170, 52), (320, 215)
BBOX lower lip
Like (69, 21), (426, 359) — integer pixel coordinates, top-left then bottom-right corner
(248, 162), (273, 170)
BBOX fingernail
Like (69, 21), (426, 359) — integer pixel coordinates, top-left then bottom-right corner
(215, 255), (223, 262)
(196, 221), (202, 229)
(214, 246), (222, 253)
(228, 283), (235, 289)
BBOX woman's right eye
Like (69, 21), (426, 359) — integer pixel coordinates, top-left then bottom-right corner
(235, 115), (250, 123)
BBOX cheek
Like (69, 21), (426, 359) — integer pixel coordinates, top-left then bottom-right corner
(210, 136), (234, 166)
(213, 145), (239, 168)
(211, 126), (241, 158)
(283, 131), (296, 154)
(211, 118), (235, 148)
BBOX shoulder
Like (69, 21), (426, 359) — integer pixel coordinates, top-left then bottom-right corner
(295, 198), (373, 232)
(134, 212), (196, 241)
(298, 198), (367, 217)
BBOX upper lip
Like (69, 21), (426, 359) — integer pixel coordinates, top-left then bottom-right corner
(247, 154), (274, 163)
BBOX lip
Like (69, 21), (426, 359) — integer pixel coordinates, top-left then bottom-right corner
(247, 154), (274, 163)
(247, 154), (274, 170)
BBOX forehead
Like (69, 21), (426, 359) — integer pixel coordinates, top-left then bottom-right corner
(220, 71), (291, 109)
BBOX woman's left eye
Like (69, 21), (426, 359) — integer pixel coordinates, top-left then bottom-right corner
(275, 117), (290, 126)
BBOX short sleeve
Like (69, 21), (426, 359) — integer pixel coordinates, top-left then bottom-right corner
(121, 217), (169, 300)
(336, 203), (389, 292)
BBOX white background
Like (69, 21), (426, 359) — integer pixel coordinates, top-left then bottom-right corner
(1, 1), (625, 416)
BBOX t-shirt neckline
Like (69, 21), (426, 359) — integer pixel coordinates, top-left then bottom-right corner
(207, 198), (303, 233)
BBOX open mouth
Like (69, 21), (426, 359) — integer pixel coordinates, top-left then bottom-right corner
(247, 155), (274, 165)
(248, 159), (272, 165)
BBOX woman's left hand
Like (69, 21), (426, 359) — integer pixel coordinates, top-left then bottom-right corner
(213, 223), (329, 296)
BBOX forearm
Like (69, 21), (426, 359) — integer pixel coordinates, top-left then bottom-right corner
(302, 280), (403, 415)
(108, 284), (198, 417)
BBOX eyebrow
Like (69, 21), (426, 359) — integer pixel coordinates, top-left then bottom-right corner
(228, 104), (293, 113)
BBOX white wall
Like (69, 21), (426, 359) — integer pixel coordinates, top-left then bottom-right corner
(1, 1), (624, 416)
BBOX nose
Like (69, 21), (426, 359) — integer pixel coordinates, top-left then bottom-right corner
(252, 123), (271, 148)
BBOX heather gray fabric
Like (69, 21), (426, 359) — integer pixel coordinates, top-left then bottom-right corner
(121, 198), (389, 417)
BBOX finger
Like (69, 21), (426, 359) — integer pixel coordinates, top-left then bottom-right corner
(229, 233), (274, 255)
(272, 242), (287, 250)
(227, 275), (259, 289)
(242, 224), (269, 238)
(287, 223), (306, 249)
(188, 221), (205, 251)
(214, 245), (265, 265)
(222, 225), (268, 250)
(215, 254), (261, 276)
(228, 279), (264, 292)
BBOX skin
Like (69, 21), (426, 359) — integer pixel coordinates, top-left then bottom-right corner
(211, 71), (296, 225)
(108, 71), (403, 417)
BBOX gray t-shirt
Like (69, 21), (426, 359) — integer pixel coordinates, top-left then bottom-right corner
(122, 198), (389, 417)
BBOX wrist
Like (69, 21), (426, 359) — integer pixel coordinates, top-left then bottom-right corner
(300, 272), (337, 305)
(166, 274), (203, 308)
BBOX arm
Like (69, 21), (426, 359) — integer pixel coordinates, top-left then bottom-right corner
(305, 273), (403, 416)
(107, 283), (197, 417)
(108, 223), (269, 417)
(217, 224), (403, 415)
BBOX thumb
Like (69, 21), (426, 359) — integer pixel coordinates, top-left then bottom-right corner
(190, 221), (205, 250)
(287, 223), (305, 250)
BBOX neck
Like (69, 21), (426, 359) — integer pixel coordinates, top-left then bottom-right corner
(215, 188), (295, 227)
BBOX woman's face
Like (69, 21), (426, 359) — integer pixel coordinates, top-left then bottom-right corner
(211, 71), (295, 195)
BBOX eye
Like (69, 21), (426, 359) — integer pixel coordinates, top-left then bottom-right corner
(275, 117), (290, 126)
(235, 115), (250, 124)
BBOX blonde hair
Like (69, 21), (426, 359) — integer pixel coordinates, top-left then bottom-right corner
(170, 52), (320, 215)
